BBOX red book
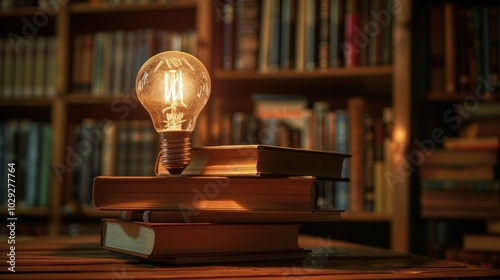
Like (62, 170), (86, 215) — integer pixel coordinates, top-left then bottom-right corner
(343, 0), (361, 68)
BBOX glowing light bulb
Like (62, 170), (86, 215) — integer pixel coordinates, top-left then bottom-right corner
(136, 51), (211, 175)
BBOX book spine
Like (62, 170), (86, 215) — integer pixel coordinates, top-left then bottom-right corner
(329, 0), (344, 68)
(222, 0), (235, 70)
(268, 0), (281, 70)
(45, 37), (57, 97)
(280, 0), (295, 69)
(348, 96), (365, 212)
(235, 0), (260, 71)
(295, 0), (307, 70)
(335, 109), (349, 211)
(343, 0), (361, 68)
(318, 0), (330, 69)
(443, 2), (456, 94)
(38, 123), (52, 207)
(258, 0), (272, 71)
(304, 0), (317, 70)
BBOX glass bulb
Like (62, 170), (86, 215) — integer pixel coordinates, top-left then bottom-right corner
(136, 51), (211, 175)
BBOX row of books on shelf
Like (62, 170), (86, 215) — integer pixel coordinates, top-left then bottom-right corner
(0, 120), (52, 208)
(64, 119), (158, 208)
(419, 135), (500, 219)
(429, 2), (500, 95)
(71, 29), (196, 95)
(93, 145), (349, 264)
(0, 36), (57, 99)
(221, 0), (393, 72)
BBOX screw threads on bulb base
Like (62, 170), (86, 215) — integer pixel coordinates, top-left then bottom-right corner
(159, 131), (191, 175)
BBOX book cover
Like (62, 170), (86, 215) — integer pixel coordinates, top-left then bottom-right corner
(93, 175), (326, 211)
(101, 218), (306, 259)
(154, 144), (350, 179)
(463, 234), (500, 252)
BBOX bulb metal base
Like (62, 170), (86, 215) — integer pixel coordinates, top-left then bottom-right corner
(159, 131), (191, 175)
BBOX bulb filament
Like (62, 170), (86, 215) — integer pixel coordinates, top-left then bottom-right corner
(163, 70), (187, 130)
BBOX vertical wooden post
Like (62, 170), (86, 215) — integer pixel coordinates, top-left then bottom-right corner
(391, 0), (411, 253)
(49, 1), (70, 235)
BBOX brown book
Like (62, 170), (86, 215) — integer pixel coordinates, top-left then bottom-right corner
(100, 218), (308, 264)
(155, 144), (351, 179)
(463, 234), (500, 252)
(443, 137), (500, 151)
(423, 149), (498, 166)
(419, 165), (498, 181)
(93, 175), (327, 211)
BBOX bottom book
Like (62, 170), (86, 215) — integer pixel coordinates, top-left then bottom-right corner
(101, 218), (309, 264)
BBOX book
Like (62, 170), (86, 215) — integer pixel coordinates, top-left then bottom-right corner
(101, 218), (308, 263)
(348, 96), (365, 212)
(343, 0), (361, 68)
(234, 0), (260, 71)
(154, 144), (350, 179)
(329, 0), (344, 67)
(463, 234), (500, 252)
(121, 209), (342, 223)
(443, 137), (500, 151)
(423, 149), (498, 166)
(93, 175), (331, 211)
(419, 165), (498, 181)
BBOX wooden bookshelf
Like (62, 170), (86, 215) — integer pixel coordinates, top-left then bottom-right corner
(0, 0), (412, 254)
(411, 0), (500, 258)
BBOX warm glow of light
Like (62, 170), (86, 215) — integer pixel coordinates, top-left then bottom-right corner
(393, 125), (407, 145)
(193, 200), (248, 210)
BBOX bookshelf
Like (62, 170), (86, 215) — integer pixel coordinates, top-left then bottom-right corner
(0, 0), (412, 253)
(411, 0), (500, 264)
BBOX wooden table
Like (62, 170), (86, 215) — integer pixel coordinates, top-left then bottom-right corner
(1, 234), (499, 279)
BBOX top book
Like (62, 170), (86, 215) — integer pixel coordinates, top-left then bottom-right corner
(155, 145), (351, 179)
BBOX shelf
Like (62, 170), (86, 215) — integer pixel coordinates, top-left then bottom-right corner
(69, 0), (197, 14)
(65, 93), (139, 104)
(341, 212), (392, 222)
(426, 91), (500, 102)
(214, 66), (393, 81)
(421, 210), (500, 220)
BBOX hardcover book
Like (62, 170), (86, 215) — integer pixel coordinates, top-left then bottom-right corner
(93, 175), (333, 211)
(155, 144), (351, 179)
(101, 218), (309, 264)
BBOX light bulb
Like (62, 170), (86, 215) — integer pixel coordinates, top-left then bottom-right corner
(136, 51), (211, 175)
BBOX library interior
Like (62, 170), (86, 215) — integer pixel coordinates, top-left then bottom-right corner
(1, 0), (500, 279)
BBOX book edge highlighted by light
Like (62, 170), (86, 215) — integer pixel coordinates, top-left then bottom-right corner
(154, 144), (351, 179)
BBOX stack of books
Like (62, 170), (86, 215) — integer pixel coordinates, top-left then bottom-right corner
(92, 144), (350, 264)
(419, 141), (499, 219)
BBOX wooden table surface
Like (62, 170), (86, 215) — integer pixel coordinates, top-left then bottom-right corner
(1, 234), (499, 279)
